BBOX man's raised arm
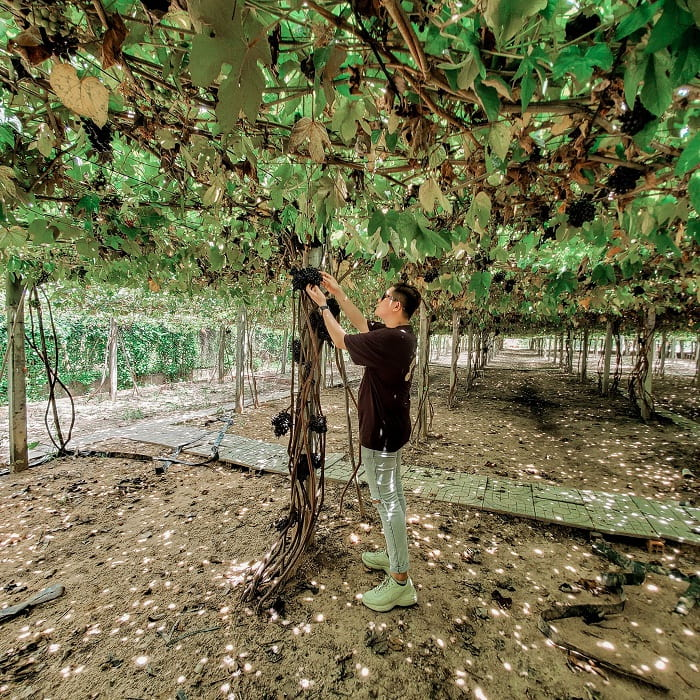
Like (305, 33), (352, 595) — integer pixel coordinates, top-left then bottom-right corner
(320, 272), (369, 333)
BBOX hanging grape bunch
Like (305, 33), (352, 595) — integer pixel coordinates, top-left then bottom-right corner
(619, 98), (655, 136)
(295, 453), (323, 482)
(291, 338), (301, 363)
(608, 166), (641, 195)
(291, 266), (323, 291)
(308, 415), (327, 434)
(271, 411), (292, 438)
(82, 118), (113, 155)
(310, 298), (340, 345)
(423, 268), (439, 283)
(566, 198), (595, 227)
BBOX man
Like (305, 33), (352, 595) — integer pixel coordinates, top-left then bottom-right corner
(306, 271), (422, 612)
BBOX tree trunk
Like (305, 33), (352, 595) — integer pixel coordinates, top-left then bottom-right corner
(694, 334), (700, 385)
(280, 328), (288, 375)
(217, 325), (227, 383)
(465, 325), (474, 391)
(630, 307), (656, 421)
(657, 330), (666, 377)
(235, 306), (246, 413)
(6, 273), (28, 473)
(580, 327), (589, 382)
(448, 311), (461, 409)
(565, 328), (573, 374)
(107, 318), (118, 400)
(414, 302), (430, 441)
(602, 320), (613, 396)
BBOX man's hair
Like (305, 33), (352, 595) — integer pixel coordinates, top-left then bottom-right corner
(392, 283), (422, 319)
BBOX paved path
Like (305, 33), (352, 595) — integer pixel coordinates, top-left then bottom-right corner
(81, 420), (700, 547)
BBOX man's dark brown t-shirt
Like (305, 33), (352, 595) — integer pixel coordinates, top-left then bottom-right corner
(344, 321), (417, 452)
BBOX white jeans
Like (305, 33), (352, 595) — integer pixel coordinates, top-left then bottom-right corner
(362, 446), (409, 574)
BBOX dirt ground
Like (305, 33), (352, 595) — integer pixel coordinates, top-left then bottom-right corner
(0, 350), (698, 699)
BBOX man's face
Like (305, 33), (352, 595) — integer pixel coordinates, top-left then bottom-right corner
(376, 287), (398, 319)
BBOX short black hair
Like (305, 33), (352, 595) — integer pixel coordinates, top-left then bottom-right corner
(391, 283), (421, 319)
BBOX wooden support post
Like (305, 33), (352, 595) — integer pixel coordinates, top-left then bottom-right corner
(415, 302), (430, 441)
(235, 305), (246, 413)
(602, 320), (613, 396)
(6, 273), (28, 473)
(580, 327), (589, 382)
(217, 325), (227, 383)
(107, 318), (118, 400)
(448, 311), (460, 409)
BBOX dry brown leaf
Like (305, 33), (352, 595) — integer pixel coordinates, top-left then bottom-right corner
(102, 13), (128, 69)
(9, 27), (51, 65)
(49, 63), (109, 126)
(307, 121), (330, 163)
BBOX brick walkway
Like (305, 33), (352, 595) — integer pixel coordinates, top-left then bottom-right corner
(83, 422), (700, 547)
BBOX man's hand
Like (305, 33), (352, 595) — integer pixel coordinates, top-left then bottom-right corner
(305, 284), (327, 306)
(320, 271), (342, 296)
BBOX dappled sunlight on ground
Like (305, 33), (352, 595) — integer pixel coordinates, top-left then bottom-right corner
(0, 352), (698, 698)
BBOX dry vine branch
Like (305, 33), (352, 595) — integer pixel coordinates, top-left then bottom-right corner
(241, 288), (327, 609)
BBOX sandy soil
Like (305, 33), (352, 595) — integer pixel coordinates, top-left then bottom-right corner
(0, 351), (698, 699)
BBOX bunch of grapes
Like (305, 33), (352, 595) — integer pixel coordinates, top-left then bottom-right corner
(504, 279), (515, 293)
(309, 415), (327, 434)
(291, 267), (323, 291)
(608, 166), (641, 195)
(271, 411), (292, 437)
(566, 199), (595, 227)
(309, 298), (340, 344)
(48, 34), (78, 60)
(493, 271), (506, 284)
(291, 338), (301, 363)
(423, 268), (439, 283)
(565, 13), (600, 41)
(619, 98), (655, 135)
(82, 118), (113, 154)
(295, 453), (322, 481)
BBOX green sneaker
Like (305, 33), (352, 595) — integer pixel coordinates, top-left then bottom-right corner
(361, 549), (390, 574)
(361, 576), (417, 612)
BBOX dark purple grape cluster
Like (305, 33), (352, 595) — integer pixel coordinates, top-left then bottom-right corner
(82, 118), (112, 154)
(504, 279), (515, 293)
(423, 268), (439, 283)
(295, 453), (322, 481)
(309, 415), (327, 434)
(619, 98), (655, 135)
(291, 338), (301, 363)
(565, 13), (600, 41)
(608, 166), (641, 194)
(291, 267), (323, 291)
(309, 298), (340, 345)
(271, 411), (292, 437)
(566, 199), (595, 227)
(493, 271), (505, 284)
(48, 34), (79, 60)
(535, 203), (551, 224)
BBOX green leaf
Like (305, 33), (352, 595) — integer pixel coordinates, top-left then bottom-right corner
(483, 0), (548, 44)
(240, 59), (265, 122)
(640, 50), (674, 115)
(0, 227), (26, 249)
(688, 219), (700, 244)
(488, 122), (511, 160)
(474, 80), (500, 122)
(76, 194), (100, 215)
(466, 192), (492, 233)
(646, 0), (694, 52)
(468, 270), (492, 303)
(615, 0), (664, 40)
(28, 219), (57, 244)
(689, 171), (700, 214)
(672, 27), (700, 83)
(676, 131), (700, 175)
(552, 44), (613, 83)
(591, 263), (616, 285)
(624, 50), (649, 108)
(215, 70), (244, 133)
(208, 244), (225, 271)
